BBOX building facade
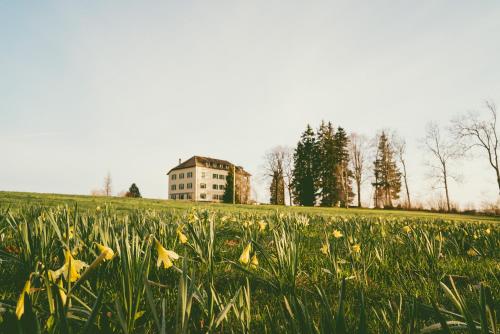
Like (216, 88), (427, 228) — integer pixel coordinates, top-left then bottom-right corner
(167, 156), (251, 202)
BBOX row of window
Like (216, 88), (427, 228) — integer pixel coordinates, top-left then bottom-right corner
(171, 171), (193, 180)
(170, 193), (193, 200)
(169, 193), (223, 201)
(171, 172), (226, 180)
(171, 183), (224, 191)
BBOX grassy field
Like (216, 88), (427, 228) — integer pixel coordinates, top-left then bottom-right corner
(0, 191), (498, 333)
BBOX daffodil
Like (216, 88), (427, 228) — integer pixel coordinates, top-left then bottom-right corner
(96, 206), (101, 212)
(16, 279), (30, 319)
(332, 229), (343, 238)
(239, 244), (251, 265)
(352, 244), (361, 254)
(402, 226), (411, 233)
(178, 228), (188, 244)
(155, 240), (179, 269)
(258, 220), (267, 232)
(250, 254), (259, 269)
(51, 250), (88, 282)
(467, 248), (478, 256)
(485, 228), (491, 235)
(320, 243), (329, 255)
(96, 243), (115, 260)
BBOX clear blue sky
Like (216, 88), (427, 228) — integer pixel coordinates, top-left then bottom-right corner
(1, 1), (499, 207)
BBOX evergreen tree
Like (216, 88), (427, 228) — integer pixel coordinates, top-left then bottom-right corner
(372, 132), (401, 208)
(316, 121), (337, 206)
(270, 171), (285, 205)
(333, 127), (353, 207)
(292, 125), (319, 206)
(223, 167), (237, 203)
(126, 183), (141, 198)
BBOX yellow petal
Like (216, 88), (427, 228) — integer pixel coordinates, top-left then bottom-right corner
(96, 243), (115, 260)
(155, 240), (177, 269)
(320, 243), (329, 255)
(258, 221), (267, 232)
(250, 254), (259, 268)
(177, 231), (188, 244)
(16, 280), (30, 319)
(332, 230), (343, 238)
(239, 244), (251, 265)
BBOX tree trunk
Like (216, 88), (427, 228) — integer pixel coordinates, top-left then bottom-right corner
(401, 160), (411, 209)
(356, 180), (361, 207)
(443, 167), (451, 212)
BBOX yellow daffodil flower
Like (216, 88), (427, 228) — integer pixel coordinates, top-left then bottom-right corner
(96, 206), (101, 212)
(352, 244), (361, 254)
(250, 254), (259, 269)
(51, 250), (88, 282)
(239, 244), (252, 265)
(258, 221), (267, 232)
(467, 248), (478, 256)
(16, 279), (31, 319)
(485, 228), (491, 235)
(320, 243), (329, 255)
(96, 243), (115, 261)
(402, 226), (411, 233)
(177, 229), (188, 244)
(155, 240), (179, 269)
(332, 230), (343, 238)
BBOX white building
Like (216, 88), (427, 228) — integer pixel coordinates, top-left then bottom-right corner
(167, 156), (251, 202)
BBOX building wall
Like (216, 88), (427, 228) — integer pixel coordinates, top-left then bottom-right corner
(168, 167), (196, 200)
(168, 166), (228, 202)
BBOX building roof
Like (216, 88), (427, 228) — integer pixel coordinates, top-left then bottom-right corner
(167, 156), (251, 176)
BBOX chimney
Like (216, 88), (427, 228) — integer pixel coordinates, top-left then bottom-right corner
(178, 158), (182, 165)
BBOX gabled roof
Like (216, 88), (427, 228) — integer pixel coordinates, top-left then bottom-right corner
(167, 156), (251, 176)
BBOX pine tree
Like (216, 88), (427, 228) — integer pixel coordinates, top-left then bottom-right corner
(292, 125), (319, 206)
(126, 183), (141, 198)
(333, 127), (353, 207)
(270, 171), (285, 205)
(223, 167), (238, 204)
(316, 121), (337, 206)
(372, 132), (401, 208)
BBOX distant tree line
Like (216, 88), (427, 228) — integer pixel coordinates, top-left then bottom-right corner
(262, 100), (500, 212)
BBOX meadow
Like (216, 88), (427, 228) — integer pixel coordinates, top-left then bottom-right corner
(0, 191), (498, 333)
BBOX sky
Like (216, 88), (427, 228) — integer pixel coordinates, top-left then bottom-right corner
(1, 1), (500, 208)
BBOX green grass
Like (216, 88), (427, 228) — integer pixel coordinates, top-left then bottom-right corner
(0, 191), (498, 333)
(1, 191), (498, 223)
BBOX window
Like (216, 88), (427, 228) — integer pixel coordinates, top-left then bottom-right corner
(187, 183), (193, 189)
(213, 173), (218, 179)
(179, 194), (185, 200)
(187, 172), (193, 178)
(179, 184), (185, 190)
(219, 174), (225, 179)
(212, 184), (218, 190)
(179, 173), (185, 179)
(170, 194), (176, 199)
(186, 193), (192, 200)
(212, 194), (219, 200)
(200, 183), (206, 189)
(171, 185), (176, 191)
(171, 174), (177, 180)
(200, 193), (206, 199)
(219, 184), (225, 190)
(202, 172), (206, 178)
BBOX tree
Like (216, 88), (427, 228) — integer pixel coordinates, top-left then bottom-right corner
(372, 132), (401, 208)
(222, 167), (236, 204)
(282, 147), (294, 206)
(316, 121), (337, 206)
(126, 183), (141, 198)
(263, 146), (287, 205)
(349, 133), (369, 207)
(333, 127), (353, 207)
(292, 125), (319, 206)
(423, 122), (462, 212)
(270, 171), (285, 205)
(103, 172), (112, 197)
(393, 133), (411, 208)
(452, 100), (500, 194)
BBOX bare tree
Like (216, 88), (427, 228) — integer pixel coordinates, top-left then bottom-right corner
(393, 133), (411, 209)
(423, 123), (462, 212)
(262, 146), (290, 205)
(349, 133), (369, 207)
(452, 100), (500, 194)
(282, 147), (294, 206)
(103, 172), (112, 196)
